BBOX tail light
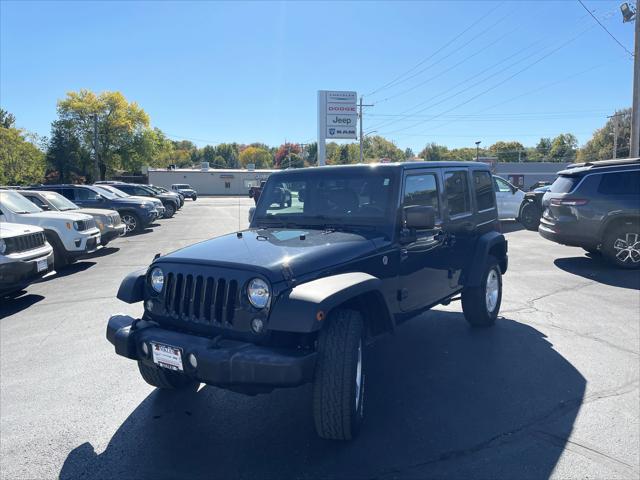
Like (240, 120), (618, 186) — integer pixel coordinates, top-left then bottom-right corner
(550, 198), (589, 206)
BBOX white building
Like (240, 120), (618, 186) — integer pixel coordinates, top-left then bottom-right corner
(148, 167), (277, 196)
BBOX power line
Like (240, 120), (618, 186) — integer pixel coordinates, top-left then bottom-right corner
(378, 22), (600, 136)
(365, 1), (505, 98)
(577, 0), (634, 56)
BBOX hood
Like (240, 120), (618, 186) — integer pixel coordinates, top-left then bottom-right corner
(155, 228), (384, 282)
(0, 222), (43, 238)
(112, 197), (155, 207)
(127, 195), (161, 206)
(21, 210), (93, 222)
(77, 208), (119, 217)
(178, 188), (195, 194)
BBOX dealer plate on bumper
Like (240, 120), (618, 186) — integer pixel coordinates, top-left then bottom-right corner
(36, 258), (48, 272)
(151, 343), (184, 371)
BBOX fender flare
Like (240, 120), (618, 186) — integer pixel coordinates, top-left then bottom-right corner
(465, 231), (508, 287)
(268, 272), (391, 333)
(117, 268), (147, 303)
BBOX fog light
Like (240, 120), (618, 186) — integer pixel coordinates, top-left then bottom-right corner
(141, 342), (149, 356)
(188, 353), (198, 368)
(251, 318), (264, 334)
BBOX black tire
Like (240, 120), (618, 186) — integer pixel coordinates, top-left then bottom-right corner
(313, 309), (365, 441)
(121, 212), (142, 234)
(461, 255), (502, 327)
(519, 203), (541, 231)
(602, 221), (640, 269)
(163, 202), (176, 218)
(137, 362), (198, 390)
(44, 231), (69, 270)
(191, 195), (197, 201)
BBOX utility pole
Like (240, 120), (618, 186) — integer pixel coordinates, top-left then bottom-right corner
(92, 114), (99, 181)
(358, 96), (374, 163)
(609, 114), (621, 159)
(475, 141), (481, 161)
(622, 1), (640, 157)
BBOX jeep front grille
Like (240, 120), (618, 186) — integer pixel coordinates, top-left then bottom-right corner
(162, 273), (238, 326)
(4, 232), (46, 254)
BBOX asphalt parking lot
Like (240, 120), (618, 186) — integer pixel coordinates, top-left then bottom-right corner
(1, 197), (638, 480)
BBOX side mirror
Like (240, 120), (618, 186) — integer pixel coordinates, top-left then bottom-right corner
(404, 205), (436, 230)
(248, 207), (255, 223)
(511, 186), (518, 194)
(41, 204), (50, 211)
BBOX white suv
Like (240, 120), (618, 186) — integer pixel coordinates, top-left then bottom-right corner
(0, 222), (54, 296)
(0, 190), (101, 269)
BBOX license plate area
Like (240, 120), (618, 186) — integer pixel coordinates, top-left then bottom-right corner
(36, 258), (48, 272)
(151, 342), (184, 371)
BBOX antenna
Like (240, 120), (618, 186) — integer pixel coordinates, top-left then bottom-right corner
(238, 197), (241, 231)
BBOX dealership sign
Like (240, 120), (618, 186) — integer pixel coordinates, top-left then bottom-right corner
(319, 91), (357, 141)
(318, 90), (358, 165)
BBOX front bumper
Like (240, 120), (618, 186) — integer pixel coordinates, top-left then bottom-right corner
(0, 249), (54, 295)
(106, 315), (317, 388)
(101, 224), (127, 244)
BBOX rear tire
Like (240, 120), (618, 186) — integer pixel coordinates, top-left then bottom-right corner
(313, 309), (365, 441)
(602, 221), (640, 269)
(519, 203), (541, 231)
(461, 255), (502, 327)
(191, 195), (197, 201)
(137, 362), (198, 390)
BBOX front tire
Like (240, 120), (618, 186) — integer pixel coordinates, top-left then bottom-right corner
(313, 309), (365, 441)
(191, 195), (197, 201)
(519, 203), (541, 231)
(603, 221), (640, 269)
(163, 203), (176, 218)
(137, 362), (198, 390)
(461, 255), (502, 327)
(44, 231), (69, 270)
(121, 212), (142, 234)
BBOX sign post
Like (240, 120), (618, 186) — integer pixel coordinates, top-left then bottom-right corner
(317, 90), (357, 166)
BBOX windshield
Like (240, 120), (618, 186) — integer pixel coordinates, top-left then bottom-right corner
(0, 190), (43, 214)
(88, 185), (117, 199)
(175, 184), (191, 189)
(252, 169), (398, 229)
(96, 185), (128, 198)
(42, 192), (78, 211)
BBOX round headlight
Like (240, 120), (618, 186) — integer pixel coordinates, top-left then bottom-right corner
(150, 267), (164, 293)
(247, 278), (270, 309)
(0, 239), (6, 255)
(72, 221), (80, 231)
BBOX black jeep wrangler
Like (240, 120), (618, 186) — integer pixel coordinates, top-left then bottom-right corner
(106, 162), (508, 440)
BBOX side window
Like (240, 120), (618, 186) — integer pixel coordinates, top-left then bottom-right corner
(444, 171), (471, 217)
(597, 171), (640, 195)
(494, 177), (513, 193)
(74, 188), (100, 201)
(403, 174), (440, 216)
(473, 171), (495, 211)
(133, 187), (147, 196)
(59, 188), (75, 201)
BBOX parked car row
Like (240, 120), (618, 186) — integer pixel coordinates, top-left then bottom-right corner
(0, 182), (198, 297)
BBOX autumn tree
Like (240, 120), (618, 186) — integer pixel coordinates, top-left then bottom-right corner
(56, 89), (150, 180)
(239, 146), (272, 168)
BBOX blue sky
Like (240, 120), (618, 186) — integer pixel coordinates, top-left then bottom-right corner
(0, 0), (633, 152)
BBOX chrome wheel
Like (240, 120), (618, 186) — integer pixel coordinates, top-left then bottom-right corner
(355, 339), (363, 411)
(613, 233), (640, 265)
(485, 268), (500, 313)
(122, 215), (137, 233)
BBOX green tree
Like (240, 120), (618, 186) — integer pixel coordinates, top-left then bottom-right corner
(215, 143), (240, 168)
(46, 119), (89, 183)
(419, 143), (449, 161)
(0, 125), (46, 185)
(286, 153), (305, 168)
(239, 146), (272, 168)
(549, 133), (578, 162)
(404, 147), (414, 160)
(275, 143), (301, 168)
(213, 155), (227, 168)
(56, 89), (150, 180)
(0, 109), (16, 129)
(578, 109), (630, 162)
(488, 141), (526, 162)
(364, 136), (404, 161)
